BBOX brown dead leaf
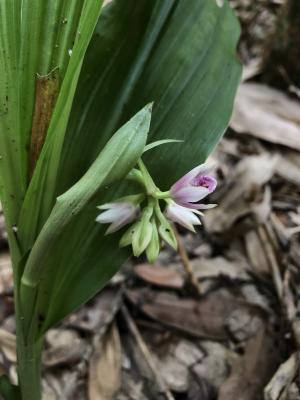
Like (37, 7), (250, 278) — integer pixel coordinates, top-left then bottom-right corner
(218, 326), (280, 400)
(66, 287), (122, 334)
(264, 353), (299, 400)
(88, 323), (121, 400)
(134, 264), (184, 289)
(0, 329), (16, 363)
(43, 367), (87, 400)
(156, 353), (188, 393)
(205, 154), (277, 232)
(0, 253), (13, 294)
(189, 256), (250, 282)
(275, 152), (300, 186)
(231, 83), (300, 151)
(245, 230), (270, 275)
(43, 329), (88, 367)
(192, 341), (236, 388)
(126, 289), (265, 341)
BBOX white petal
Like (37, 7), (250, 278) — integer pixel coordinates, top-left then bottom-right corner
(97, 202), (126, 210)
(96, 207), (126, 224)
(166, 203), (201, 232)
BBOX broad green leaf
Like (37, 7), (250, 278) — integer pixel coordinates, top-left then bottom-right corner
(18, 1), (103, 253)
(60, 0), (241, 192)
(24, 0), (241, 330)
(18, 0), (241, 331)
(0, 1), (25, 226)
(20, 105), (150, 332)
(19, 0), (86, 165)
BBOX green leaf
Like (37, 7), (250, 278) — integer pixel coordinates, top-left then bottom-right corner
(59, 0), (241, 193)
(0, 1), (25, 226)
(21, 0), (241, 331)
(0, 376), (21, 400)
(143, 139), (183, 153)
(20, 105), (151, 332)
(18, 1), (103, 253)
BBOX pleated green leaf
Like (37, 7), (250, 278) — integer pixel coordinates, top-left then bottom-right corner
(20, 105), (150, 333)
(60, 0), (241, 192)
(16, 0), (241, 331)
(18, 1), (103, 254)
(0, 1), (24, 226)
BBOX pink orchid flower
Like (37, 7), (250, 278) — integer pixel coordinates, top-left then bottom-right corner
(96, 202), (140, 234)
(170, 163), (217, 210)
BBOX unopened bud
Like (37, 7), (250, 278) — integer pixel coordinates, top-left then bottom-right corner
(158, 216), (177, 250)
(146, 219), (160, 263)
(132, 207), (153, 257)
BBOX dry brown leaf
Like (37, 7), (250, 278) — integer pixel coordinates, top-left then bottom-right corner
(275, 152), (300, 186)
(43, 329), (88, 367)
(189, 256), (250, 282)
(42, 367), (87, 400)
(205, 154), (277, 232)
(0, 253), (13, 294)
(88, 323), (122, 400)
(264, 353), (298, 400)
(245, 230), (270, 275)
(173, 340), (204, 367)
(192, 341), (236, 388)
(156, 353), (188, 393)
(134, 264), (184, 289)
(0, 329), (16, 363)
(218, 326), (280, 400)
(126, 289), (265, 341)
(231, 83), (300, 151)
(66, 287), (122, 334)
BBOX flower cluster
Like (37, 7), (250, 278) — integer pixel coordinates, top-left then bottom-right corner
(96, 159), (217, 263)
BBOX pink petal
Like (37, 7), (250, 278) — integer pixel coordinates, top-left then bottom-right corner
(171, 163), (213, 193)
(191, 175), (217, 193)
(173, 186), (209, 203)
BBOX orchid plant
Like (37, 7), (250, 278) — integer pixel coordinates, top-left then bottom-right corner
(0, 0), (241, 399)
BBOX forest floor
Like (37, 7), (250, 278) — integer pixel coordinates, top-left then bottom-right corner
(0, 1), (300, 399)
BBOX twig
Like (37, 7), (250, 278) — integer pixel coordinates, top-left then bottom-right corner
(257, 224), (283, 299)
(283, 268), (300, 350)
(121, 305), (175, 400)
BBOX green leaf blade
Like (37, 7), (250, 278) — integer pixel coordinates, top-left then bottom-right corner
(20, 105), (151, 330)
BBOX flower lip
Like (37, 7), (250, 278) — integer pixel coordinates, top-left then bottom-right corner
(191, 175), (217, 193)
(170, 162), (217, 208)
(166, 202), (202, 232)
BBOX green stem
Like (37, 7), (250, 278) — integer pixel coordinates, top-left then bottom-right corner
(153, 190), (170, 199)
(6, 228), (43, 400)
(16, 333), (43, 400)
(137, 159), (158, 195)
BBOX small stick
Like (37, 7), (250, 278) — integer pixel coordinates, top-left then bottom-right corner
(257, 224), (283, 299)
(121, 305), (175, 400)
